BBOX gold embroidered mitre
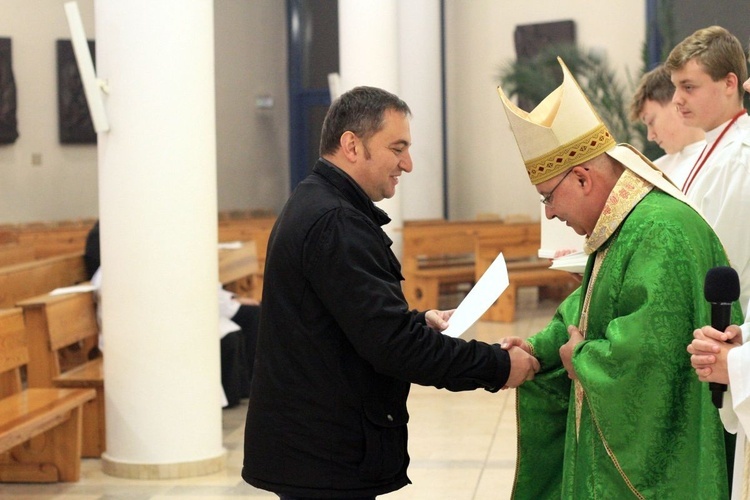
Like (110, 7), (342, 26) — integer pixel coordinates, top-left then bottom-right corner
(497, 57), (616, 185)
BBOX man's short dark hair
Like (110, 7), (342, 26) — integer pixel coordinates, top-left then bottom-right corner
(319, 86), (411, 156)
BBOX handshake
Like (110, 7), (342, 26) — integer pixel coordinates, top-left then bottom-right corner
(424, 309), (543, 389)
(498, 337), (540, 389)
(498, 325), (585, 389)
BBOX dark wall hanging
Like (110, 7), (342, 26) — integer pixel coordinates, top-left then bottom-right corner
(0, 37), (19, 144)
(57, 39), (96, 144)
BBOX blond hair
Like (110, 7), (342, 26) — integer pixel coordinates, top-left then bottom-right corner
(666, 25), (747, 100)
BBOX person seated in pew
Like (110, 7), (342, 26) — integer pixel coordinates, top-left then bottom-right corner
(85, 219), (261, 408)
(218, 285), (260, 407)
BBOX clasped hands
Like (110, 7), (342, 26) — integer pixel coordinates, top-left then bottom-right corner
(428, 310), (584, 389)
(687, 324), (742, 384)
(500, 325), (583, 388)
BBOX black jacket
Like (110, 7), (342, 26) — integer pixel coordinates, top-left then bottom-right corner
(242, 160), (510, 498)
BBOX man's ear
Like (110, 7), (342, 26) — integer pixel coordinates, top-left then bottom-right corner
(340, 131), (358, 162)
(725, 72), (739, 97)
(573, 166), (593, 194)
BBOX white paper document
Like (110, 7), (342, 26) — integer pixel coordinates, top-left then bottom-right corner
(442, 252), (509, 338)
(218, 241), (244, 250)
(549, 251), (588, 274)
(50, 283), (97, 295)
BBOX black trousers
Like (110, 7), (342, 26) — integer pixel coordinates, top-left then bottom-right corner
(231, 304), (261, 397)
(220, 330), (243, 408)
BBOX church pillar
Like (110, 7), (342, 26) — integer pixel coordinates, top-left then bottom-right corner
(95, 0), (224, 478)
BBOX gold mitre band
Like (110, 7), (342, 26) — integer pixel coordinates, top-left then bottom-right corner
(526, 123), (616, 185)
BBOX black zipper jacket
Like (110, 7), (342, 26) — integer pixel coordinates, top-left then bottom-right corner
(242, 159), (510, 498)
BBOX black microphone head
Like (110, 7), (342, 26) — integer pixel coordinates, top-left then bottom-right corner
(704, 266), (740, 303)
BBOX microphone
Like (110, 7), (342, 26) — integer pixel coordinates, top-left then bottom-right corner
(704, 266), (740, 408)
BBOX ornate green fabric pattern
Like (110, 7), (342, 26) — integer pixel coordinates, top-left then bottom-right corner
(513, 191), (742, 499)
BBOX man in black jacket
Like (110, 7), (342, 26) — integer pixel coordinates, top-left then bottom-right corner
(242, 86), (539, 499)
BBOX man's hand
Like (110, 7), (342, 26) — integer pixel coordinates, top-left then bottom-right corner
(687, 325), (742, 383)
(499, 336), (533, 355)
(559, 325), (584, 380)
(505, 346), (540, 388)
(426, 309), (455, 331)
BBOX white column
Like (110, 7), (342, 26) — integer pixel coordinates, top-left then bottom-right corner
(339, 0), (445, 257)
(338, 0), (404, 255)
(398, 0), (445, 222)
(95, 0), (224, 478)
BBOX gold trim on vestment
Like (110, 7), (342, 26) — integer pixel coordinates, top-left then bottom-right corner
(574, 247), (608, 438)
(584, 169), (654, 254)
(588, 391), (646, 499)
(573, 168), (654, 497)
(526, 124), (616, 185)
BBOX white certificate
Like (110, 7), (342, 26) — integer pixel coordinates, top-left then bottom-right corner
(442, 252), (509, 338)
(50, 283), (97, 295)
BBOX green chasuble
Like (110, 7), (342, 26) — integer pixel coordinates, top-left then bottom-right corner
(512, 188), (743, 499)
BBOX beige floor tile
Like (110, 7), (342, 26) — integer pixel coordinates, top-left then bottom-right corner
(387, 466), (483, 500)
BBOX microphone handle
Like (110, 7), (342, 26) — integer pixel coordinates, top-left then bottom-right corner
(709, 383), (725, 408)
(709, 302), (732, 409)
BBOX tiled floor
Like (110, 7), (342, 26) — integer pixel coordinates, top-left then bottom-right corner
(2, 294), (558, 500)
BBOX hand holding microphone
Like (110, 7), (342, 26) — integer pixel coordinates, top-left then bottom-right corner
(701, 266), (740, 408)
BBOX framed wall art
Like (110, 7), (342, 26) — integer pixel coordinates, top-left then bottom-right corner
(57, 39), (96, 144)
(0, 37), (18, 144)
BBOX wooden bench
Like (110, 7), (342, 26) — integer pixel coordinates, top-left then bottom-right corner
(218, 241), (259, 285)
(0, 308), (95, 482)
(0, 243), (36, 267)
(13, 219), (96, 259)
(0, 224), (18, 245)
(474, 229), (578, 322)
(401, 219), (540, 311)
(17, 292), (104, 458)
(218, 214), (275, 301)
(0, 252), (88, 308)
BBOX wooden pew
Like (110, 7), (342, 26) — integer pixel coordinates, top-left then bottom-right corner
(0, 243), (36, 267)
(218, 241), (259, 285)
(0, 252), (87, 308)
(14, 219), (96, 259)
(16, 292), (104, 458)
(0, 308), (95, 482)
(401, 218), (512, 311)
(474, 227), (578, 322)
(10, 241), (260, 460)
(0, 224), (19, 245)
(218, 215), (275, 301)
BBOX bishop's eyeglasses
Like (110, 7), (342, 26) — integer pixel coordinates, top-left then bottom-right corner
(540, 169), (573, 206)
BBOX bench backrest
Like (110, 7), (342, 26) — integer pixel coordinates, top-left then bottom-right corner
(0, 252), (87, 308)
(474, 224), (543, 280)
(0, 308), (28, 397)
(13, 220), (95, 259)
(218, 241), (259, 284)
(402, 219), (502, 272)
(16, 292), (98, 388)
(218, 216), (275, 262)
(0, 243), (36, 267)
(218, 216), (275, 241)
(402, 219), (541, 274)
